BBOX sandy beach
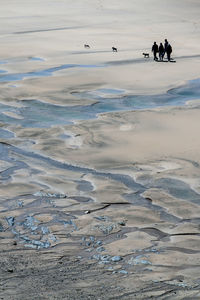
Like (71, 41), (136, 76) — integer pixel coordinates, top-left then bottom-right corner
(0, 0), (200, 299)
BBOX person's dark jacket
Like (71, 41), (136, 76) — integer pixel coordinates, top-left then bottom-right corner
(164, 41), (168, 51)
(159, 44), (164, 53)
(152, 43), (158, 53)
(166, 44), (172, 53)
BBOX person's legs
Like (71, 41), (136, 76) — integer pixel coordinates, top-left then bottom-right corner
(154, 51), (158, 60)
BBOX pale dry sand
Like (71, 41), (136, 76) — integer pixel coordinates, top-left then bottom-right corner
(0, 1), (200, 299)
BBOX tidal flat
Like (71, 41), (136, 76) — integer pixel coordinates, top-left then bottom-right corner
(1, 0), (200, 299)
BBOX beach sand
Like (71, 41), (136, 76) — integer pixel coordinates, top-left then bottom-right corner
(0, 0), (200, 299)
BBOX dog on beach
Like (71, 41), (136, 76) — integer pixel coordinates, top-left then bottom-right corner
(142, 52), (149, 58)
(84, 44), (90, 49)
(112, 47), (118, 52)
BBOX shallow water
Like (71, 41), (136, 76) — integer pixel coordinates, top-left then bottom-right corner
(153, 178), (200, 205)
(0, 63), (103, 82)
(1, 76), (200, 254)
(0, 128), (15, 139)
(0, 59), (200, 129)
(29, 57), (45, 62)
(0, 64), (200, 209)
(0, 77), (200, 129)
(0, 69), (7, 74)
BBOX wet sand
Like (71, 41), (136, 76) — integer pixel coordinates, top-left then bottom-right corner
(1, 0), (200, 299)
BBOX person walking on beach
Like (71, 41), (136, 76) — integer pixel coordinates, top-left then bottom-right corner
(159, 42), (164, 61)
(164, 39), (168, 52)
(164, 38), (169, 58)
(166, 43), (172, 61)
(152, 42), (158, 60)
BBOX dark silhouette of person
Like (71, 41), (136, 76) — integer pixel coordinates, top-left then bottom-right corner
(159, 43), (164, 61)
(164, 39), (169, 58)
(166, 43), (172, 61)
(164, 39), (169, 52)
(152, 42), (158, 60)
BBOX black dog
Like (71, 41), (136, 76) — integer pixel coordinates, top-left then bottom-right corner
(142, 53), (149, 58)
(112, 47), (118, 52)
(84, 44), (90, 49)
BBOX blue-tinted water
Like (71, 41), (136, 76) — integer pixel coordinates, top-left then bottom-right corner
(0, 128), (15, 139)
(59, 133), (71, 140)
(169, 78), (200, 98)
(0, 78), (200, 128)
(96, 88), (125, 95)
(29, 57), (45, 62)
(0, 58), (199, 129)
(0, 70), (7, 74)
(153, 178), (200, 205)
(0, 64), (103, 82)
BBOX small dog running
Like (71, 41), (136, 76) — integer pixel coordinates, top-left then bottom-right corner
(142, 52), (149, 58)
(112, 47), (118, 52)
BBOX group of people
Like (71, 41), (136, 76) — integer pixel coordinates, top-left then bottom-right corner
(152, 39), (172, 61)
